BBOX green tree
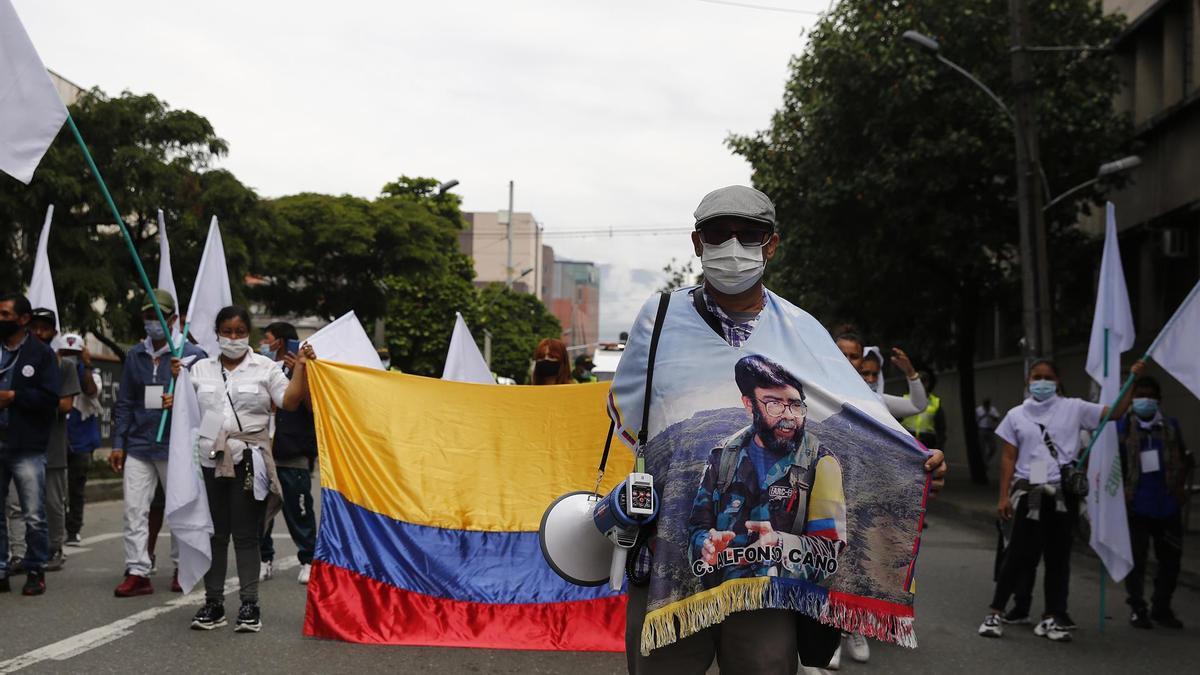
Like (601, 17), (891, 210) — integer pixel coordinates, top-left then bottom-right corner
(383, 251), (480, 377)
(476, 284), (563, 384)
(729, 0), (1129, 483)
(0, 89), (268, 346)
(659, 257), (701, 293)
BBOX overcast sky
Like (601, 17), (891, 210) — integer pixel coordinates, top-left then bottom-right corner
(17, 0), (825, 339)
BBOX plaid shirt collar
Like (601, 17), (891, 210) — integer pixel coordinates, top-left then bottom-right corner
(701, 287), (766, 348)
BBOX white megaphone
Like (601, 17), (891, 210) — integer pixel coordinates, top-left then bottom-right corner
(539, 473), (658, 591)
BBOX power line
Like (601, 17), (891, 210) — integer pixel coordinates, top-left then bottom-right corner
(694, 0), (822, 15)
(474, 227), (695, 240)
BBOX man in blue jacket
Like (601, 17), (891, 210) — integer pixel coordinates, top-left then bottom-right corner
(0, 293), (61, 595)
(111, 290), (207, 596)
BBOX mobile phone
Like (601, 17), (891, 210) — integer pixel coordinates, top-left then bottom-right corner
(286, 339), (301, 355)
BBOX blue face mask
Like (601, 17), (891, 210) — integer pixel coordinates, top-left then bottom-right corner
(1132, 397), (1159, 419)
(1028, 379), (1057, 402)
(259, 343), (276, 358)
(144, 320), (167, 341)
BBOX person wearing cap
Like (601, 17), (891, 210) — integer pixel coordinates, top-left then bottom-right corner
(59, 333), (101, 546)
(0, 293), (61, 595)
(11, 309), (82, 573)
(111, 289), (207, 597)
(614, 187), (947, 673)
(572, 355), (597, 383)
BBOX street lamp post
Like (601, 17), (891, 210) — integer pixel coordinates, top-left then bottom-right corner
(902, 20), (1051, 358)
(1042, 156), (1141, 212)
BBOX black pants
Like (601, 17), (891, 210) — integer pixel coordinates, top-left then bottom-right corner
(202, 462), (267, 604)
(260, 465), (316, 565)
(991, 493), (1076, 618)
(1125, 512), (1182, 612)
(65, 452), (92, 537)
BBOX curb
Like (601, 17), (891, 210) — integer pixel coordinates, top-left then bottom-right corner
(927, 492), (1200, 593)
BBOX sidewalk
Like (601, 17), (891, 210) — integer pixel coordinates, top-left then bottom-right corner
(929, 465), (1200, 591)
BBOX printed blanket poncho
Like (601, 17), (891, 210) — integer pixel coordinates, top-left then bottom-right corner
(609, 287), (930, 655)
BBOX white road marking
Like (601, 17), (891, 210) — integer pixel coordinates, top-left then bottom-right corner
(0, 557), (299, 673)
(79, 533), (122, 546)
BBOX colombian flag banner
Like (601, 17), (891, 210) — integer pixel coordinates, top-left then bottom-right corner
(303, 361), (631, 651)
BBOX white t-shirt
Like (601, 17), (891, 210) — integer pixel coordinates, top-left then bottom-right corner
(995, 395), (1105, 484)
(191, 352), (289, 465)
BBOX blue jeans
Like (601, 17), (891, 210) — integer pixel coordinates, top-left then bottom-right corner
(0, 450), (49, 574)
(260, 466), (316, 565)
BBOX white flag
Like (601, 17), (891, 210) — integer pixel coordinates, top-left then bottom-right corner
(1149, 279), (1200, 401)
(164, 366), (213, 593)
(0, 0), (68, 184)
(185, 216), (232, 358)
(1083, 202), (1135, 582)
(27, 204), (59, 340)
(305, 311), (383, 370)
(442, 312), (494, 384)
(157, 210), (180, 310)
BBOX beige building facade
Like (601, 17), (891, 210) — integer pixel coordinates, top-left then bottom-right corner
(459, 211), (545, 299)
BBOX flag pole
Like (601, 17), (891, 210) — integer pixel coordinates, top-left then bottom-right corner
(155, 321), (191, 442)
(65, 115), (171, 340)
(66, 114), (181, 441)
(1099, 328), (1109, 632)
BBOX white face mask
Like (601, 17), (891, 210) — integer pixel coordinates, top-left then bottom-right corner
(218, 336), (250, 360)
(700, 237), (765, 295)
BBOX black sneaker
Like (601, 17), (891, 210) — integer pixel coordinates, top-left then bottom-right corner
(1056, 612), (1078, 630)
(45, 549), (65, 572)
(22, 570), (45, 596)
(7, 557), (24, 574)
(1130, 606), (1154, 629)
(1151, 607), (1184, 629)
(1001, 609), (1032, 625)
(65, 532), (82, 547)
(190, 602), (227, 630)
(235, 602), (262, 633)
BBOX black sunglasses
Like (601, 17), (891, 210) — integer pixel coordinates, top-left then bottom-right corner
(698, 224), (772, 247)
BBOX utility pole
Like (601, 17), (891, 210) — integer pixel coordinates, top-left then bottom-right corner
(505, 180), (514, 289)
(1009, 0), (1054, 358)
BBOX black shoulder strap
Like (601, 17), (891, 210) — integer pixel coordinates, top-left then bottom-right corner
(597, 292), (672, 474)
(1035, 422), (1064, 465)
(638, 292), (672, 448)
(691, 286), (724, 339)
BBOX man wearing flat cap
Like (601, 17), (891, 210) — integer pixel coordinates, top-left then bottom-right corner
(610, 186), (948, 674)
(111, 289), (207, 597)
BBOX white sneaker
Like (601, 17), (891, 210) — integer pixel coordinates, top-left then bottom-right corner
(1034, 617), (1072, 642)
(978, 613), (1003, 638)
(297, 563), (311, 585)
(259, 560), (273, 581)
(845, 632), (870, 663)
(827, 644), (841, 670)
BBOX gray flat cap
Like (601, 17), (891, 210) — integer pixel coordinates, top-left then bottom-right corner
(693, 185), (776, 230)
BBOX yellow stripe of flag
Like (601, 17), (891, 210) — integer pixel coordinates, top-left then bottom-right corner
(307, 361), (633, 532)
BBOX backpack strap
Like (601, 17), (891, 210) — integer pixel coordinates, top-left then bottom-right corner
(716, 443), (740, 494)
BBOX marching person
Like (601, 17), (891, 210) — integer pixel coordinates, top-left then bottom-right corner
(26, 309), (81, 571)
(257, 322), (318, 585)
(902, 370), (945, 450)
(572, 354), (597, 383)
(111, 290), (206, 596)
(166, 306), (313, 633)
(1118, 375), (1192, 629)
(0, 293), (60, 595)
(59, 334), (101, 546)
(979, 358), (1143, 643)
(531, 338), (571, 385)
(976, 397), (1001, 463)
(616, 187), (946, 674)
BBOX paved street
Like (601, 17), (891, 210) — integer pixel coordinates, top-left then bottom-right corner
(1, 497), (1197, 674)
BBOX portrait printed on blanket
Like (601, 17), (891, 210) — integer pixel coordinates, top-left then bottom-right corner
(608, 289), (930, 656)
(686, 355), (846, 590)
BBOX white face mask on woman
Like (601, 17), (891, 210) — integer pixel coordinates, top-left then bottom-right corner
(700, 238), (765, 295)
(218, 336), (250, 359)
